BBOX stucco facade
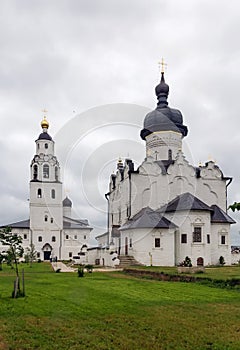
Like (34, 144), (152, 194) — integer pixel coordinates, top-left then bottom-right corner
(0, 117), (92, 261)
(102, 72), (235, 267)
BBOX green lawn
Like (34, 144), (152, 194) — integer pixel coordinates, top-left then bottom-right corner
(0, 263), (240, 350)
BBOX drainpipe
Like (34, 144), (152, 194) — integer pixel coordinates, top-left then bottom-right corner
(226, 177), (233, 211)
(105, 192), (110, 245)
(149, 252), (152, 266)
(59, 229), (62, 260)
(128, 173), (132, 219)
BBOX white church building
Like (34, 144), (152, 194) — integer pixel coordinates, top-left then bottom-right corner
(0, 117), (92, 261)
(92, 71), (235, 267)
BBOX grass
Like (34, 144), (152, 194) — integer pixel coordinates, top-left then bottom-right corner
(0, 263), (240, 349)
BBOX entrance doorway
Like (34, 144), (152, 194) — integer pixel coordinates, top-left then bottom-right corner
(197, 257), (204, 266)
(44, 251), (51, 260)
(125, 237), (128, 255)
(42, 243), (53, 261)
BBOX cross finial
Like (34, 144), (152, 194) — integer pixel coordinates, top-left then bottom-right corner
(158, 58), (167, 73)
(42, 109), (48, 115)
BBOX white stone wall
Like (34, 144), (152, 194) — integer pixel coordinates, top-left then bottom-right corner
(120, 228), (175, 266)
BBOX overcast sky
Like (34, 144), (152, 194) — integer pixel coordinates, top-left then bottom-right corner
(1, 0), (240, 244)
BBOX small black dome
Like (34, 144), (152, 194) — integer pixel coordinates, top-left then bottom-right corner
(63, 197), (72, 207)
(37, 132), (52, 141)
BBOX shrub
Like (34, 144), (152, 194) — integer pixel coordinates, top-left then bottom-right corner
(219, 256), (225, 266)
(77, 266), (84, 277)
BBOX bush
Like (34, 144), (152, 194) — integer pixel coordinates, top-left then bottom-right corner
(219, 256), (225, 266)
(77, 266), (84, 277)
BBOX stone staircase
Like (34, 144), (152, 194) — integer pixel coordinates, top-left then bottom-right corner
(118, 255), (143, 268)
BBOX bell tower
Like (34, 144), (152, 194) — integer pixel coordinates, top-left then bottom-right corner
(29, 116), (63, 260)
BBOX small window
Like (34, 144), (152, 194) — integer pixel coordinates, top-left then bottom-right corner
(33, 165), (38, 180)
(50, 218), (53, 223)
(74, 235), (77, 239)
(23, 234), (27, 240)
(69, 252), (72, 258)
(55, 167), (58, 181)
(45, 143), (48, 149)
(37, 143), (40, 150)
(129, 238), (132, 248)
(37, 188), (42, 198)
(66, 234), (69, 240)
(37, 252), (40, 258)
(51, 189), (55, 199)
(38, 236), (42, 242)
(168, 149), (172, 160)
(43, 164), (49, 178)
(181, 234), (187, 244)
(207, 234), (210, 244)
(221, 235), (226, 245)
(193, 227), (202, 243)
(155, 238), (160, 248)
(44, 215), (48, 222)
(52, 236), (56, 242)
(84, 235), (86, 240)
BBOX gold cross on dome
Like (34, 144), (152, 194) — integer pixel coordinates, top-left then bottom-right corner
(158, 58), (167, 73)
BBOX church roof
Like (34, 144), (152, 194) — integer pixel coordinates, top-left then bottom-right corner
(0, 219), (30, 229)
(36, 132), (52, 141)
(63, 197), (72, 207)
(140, 72), (188, 140)
(159, 193), (212, 213)
(211, 205), (236, 224)
(120, 207), (177, 230)
(63, 216), (92, 229)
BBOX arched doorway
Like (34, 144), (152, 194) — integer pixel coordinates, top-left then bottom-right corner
(197, 257), (204, 266)
(42, 243), (53, 261)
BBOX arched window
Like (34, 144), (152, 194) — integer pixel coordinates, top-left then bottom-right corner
(51, 189), (55, 199)
(37, 188), (42, 198)
(43, 164), (49, 178)
(168, 149), (172, 160)
(66, 234), (69, 240)
(55, 167), (58, 181)
(33, 165), (38, 180)
(44, 215), (48, 222)
(45, 143), (48, 149)
(38, 236), (42, 242)
(51, 218), (53, 223)
(52, 236), (56, 242)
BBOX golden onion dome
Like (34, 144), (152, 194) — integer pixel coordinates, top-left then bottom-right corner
(41, 116), (49, 129)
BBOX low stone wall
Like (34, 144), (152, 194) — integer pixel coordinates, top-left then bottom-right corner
(177, 266), (205, 274)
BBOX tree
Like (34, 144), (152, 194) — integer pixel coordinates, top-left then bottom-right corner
(0, 227), (24, 297)
(0, 252), (6, 271)
(24, 243), (37, 267)
(228, 202), (240, 212)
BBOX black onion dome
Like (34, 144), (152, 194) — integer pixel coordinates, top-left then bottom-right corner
(140, 72), (188, 140)
(63, 197), (72, 207)
(37, 132), (52, 141)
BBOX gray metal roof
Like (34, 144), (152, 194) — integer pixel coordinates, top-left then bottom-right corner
(63, 216), (92, 229)
(159, 193), (212, 213)
(120, 207), (177, 230)
(211, 205), (236, 224)
(0, 219), (30, 229)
